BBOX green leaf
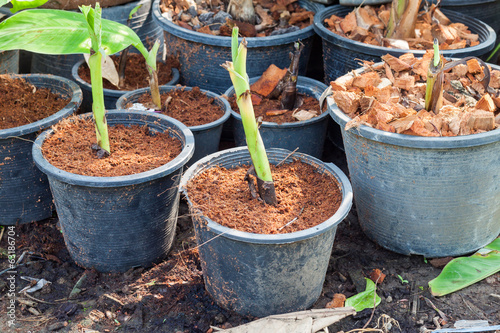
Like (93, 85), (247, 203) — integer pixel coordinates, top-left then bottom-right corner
(0, 9), (142, 56)
(345, 278), (381, 312)
(128, 4), (141, 19)
(429, 238), (500, 297)
(10, 0), (49, 13)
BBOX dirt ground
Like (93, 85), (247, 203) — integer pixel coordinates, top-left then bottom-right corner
(0, 138), (499, 333)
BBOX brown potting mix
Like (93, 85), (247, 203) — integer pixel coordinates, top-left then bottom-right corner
(227, 64), (323, 124)
(324, 4), (480, 50)
(160, 0), (314, 37)
(41, 116), (183, 177)
(78, 54), (178, 91)
(0, 75), (70, 130)
(129, 87), (225, 127)
(186, 159), (343, 234)
(331, 51), (500, 136)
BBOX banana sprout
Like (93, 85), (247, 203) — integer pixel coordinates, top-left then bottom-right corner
(425, 39), (444, 114)
(221, 27), (276, 205)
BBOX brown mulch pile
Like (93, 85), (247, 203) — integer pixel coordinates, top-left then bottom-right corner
(324, 4), (480, 50)
(228, 64), (323, 124)
(185, 159), (343, 234)
(331, 51), (500, 136)
(160, 0), (314, 37)
(78, 54), (178, 91)
(0, 75), (69, 130)
(41, 116), (183, 177)
(131, 87), (225, 127)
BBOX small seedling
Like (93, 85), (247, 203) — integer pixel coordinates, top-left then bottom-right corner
(397, 274), (409, 284)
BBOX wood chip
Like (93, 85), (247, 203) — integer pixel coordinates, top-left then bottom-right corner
(333, 91), (360, 115)
(475, 94), (496, 112)
(466, 58), (483, 75)
(467, 110), (496, 131)
(352, 71), (381, 89)
(382, 54), (412, 72)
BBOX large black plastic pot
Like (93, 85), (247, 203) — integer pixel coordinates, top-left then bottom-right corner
(224, 76), (329, 158)
(152, 0), (322, 94)
(31, 0), (164, 79)
(0, 74), (82, 225)
(72, 58), (180, 113)
(326, 64), (500, 258)
(313, 6), (497, 83)
(180, 147), (353, 317)
(116, 85), (231, 166)
(32, 111), (194, 272)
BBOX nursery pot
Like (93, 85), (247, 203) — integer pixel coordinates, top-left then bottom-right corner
(31, 0), (164, 79)
(224, 76), (329, 159)
(152, 0), (322, 94)
(313, 6), (497, 83)
(0, 74), (82, 225)
(116, 85), (231, 165)
(32, 111), (194, 272)
(327, 71), (500, 257)
(72, 59), (179, 113)
(180, 147), (353, 317)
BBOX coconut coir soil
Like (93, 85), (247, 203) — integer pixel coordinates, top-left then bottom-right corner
(0, 75), (69, 130)
(186, 159), (343, 234)
(129, 87), (225, 127)
(78, 54), (178, 91)
(41, 117), (182, 177)
(228, 93), (322, 124)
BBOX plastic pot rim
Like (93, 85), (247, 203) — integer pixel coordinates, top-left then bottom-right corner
(0, 74), (82, 139)
(33, 110), (195, 187)
(225, 76), (330, 128)
(116, 85), (232, 131)
(180, 146), (353, 244)
(71, 59), (180, 98)
(327, 60), (500, 149)
(313, 6), (496, 57)
(152, 0), (318, 48)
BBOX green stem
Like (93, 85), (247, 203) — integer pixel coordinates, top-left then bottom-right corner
(88, 51), (110, 153)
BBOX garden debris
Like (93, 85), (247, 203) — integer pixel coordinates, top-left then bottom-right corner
(329, 51), (500, 136)
(326, 293), (347, 308)
(68, 272), (87, 299)
(323, 3), (479, 51)
(20, 276), (52, 293)
(429, 257), (454, 268)
(160, 0), (313, 36)
(211, 308), (356, 332)
(47, 321), (68, 331)
(369, 269), (386, 284)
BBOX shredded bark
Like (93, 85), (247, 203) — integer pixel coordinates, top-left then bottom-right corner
(0, 75), (70, 129)
(41, 116), (183, 177)
(186, 159), (343, 234)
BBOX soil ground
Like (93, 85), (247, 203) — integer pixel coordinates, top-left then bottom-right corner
(0, 139), (499, 333)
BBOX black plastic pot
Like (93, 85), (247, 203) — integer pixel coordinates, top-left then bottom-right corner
(72, 59), (180, 113)
(31, 0), (164, 79)
(225, 76), (329, 158)
(180, 147), (353, 317)
(314, 6), (497, 83)
(0, 74), (82, 225)
(32, 111), (194, 272)
(116, 85), (231, 166)
(152, 0), (322, 94)
(326, 62), (500, 258)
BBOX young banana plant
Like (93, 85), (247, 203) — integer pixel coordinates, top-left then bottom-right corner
(0, 3), (161, 154)
(385, 0), (422, 39)
(425, 39), (493, 115)
(221, 27), (277, 205)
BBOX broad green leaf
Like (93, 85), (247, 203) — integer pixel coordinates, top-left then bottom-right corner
(345, 278), (381, 312)
(429, 238), (500, 297)
(10, 0), (49, 13)
(0, 9), (143, 56)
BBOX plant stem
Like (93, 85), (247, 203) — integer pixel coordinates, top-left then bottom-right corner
(88, 50), (110, 153)
(425, 38), (444, 114)
(281, 41), (303, 110)
(385, 0), (421, 39)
